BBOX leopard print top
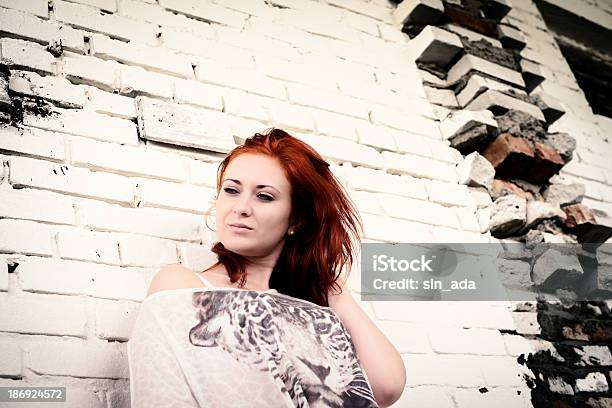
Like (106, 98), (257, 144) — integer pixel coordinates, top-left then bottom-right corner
(127, 275), (379, 408)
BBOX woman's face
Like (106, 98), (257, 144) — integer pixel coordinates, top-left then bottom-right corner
(215, 153), (293, 257)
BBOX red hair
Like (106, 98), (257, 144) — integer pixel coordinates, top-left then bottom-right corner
(204, 128), (363, 306)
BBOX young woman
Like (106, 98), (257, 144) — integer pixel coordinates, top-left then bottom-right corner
(128, 128), (406, 407)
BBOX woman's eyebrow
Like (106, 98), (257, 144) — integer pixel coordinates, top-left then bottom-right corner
(223, 178), (280, 193)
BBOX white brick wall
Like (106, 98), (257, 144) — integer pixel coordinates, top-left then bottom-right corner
(1, 0), (611, 406)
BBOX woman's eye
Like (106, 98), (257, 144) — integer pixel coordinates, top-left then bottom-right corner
(223, 188), (273, 201)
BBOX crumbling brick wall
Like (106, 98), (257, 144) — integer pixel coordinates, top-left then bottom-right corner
(0, 0), (611, 407)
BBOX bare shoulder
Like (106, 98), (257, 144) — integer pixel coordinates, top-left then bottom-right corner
(146, 263), (195, 298)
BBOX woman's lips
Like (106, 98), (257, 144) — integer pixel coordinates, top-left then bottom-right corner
(229, 225), (253, 233)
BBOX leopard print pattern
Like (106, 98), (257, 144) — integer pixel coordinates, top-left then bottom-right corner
(189, 290), (378, 408)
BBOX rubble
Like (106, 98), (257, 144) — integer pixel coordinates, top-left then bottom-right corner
(456, 151), (495, 189)
(489, 194), (527, 237)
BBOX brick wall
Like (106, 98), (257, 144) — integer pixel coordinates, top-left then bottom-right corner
(0, 0), (611, 407)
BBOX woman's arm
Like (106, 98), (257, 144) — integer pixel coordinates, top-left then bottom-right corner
(328, 283), (406, 408)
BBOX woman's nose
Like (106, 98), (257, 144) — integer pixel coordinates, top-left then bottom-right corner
(232, 196), (252, 216)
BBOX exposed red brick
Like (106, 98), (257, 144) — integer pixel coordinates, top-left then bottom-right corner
(563, 204), (612, 243)
(527, 142), (565, 184)
(563, 204), (597, 228)
(482, 133), (534, 179)
(444, 5), (498, 37)
(490, 179), (535, 200)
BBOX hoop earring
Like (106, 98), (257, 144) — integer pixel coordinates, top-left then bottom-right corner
(204, 202), (217, 232)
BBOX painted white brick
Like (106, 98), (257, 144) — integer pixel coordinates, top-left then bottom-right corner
(217, 26), (301, 61)
(378, 193), (461, 229)
(295, 133), (383, 169)
(440, 110), (497, 139)
(341, 81), (435, 120)
(287, 83), (368, 119)
(469, 186), (493, 208)
(161, 31), (250, 66)
(69, 136), (186, 182)
(378, 23), (407, 43)
(403, 354), (485, 386)
(246, 15), (313, 49)
(0, 219), (55, 256)
(23, 107), (138, 145)
(117, 233), (177, 267)
(455, 206), (482, 232)
(327, 0), (391, 21)
(375, 69), (427, 99)
(347, 190), (383, 214)
(453, 385), (530, 407)
(428, 139), (463, 164)
(276, 8), (358, 43)
(174, 79), (224, 110)
(393, 129), (434, 157)
(214, 0), (277, 19)
(370, 105), (440, 138)
(466, 89), (545, 122)
(428, 327), (507, 355)
(26, 338), (127, 378)
(0, 125), (66, 161)
(0, 186), (75, 224)
(0, 0), (49, 17)
(195, 64), (286, 100)
(313, 111), (359, 142)
(0, 258), (7, 291)
(0, 292), (87, 336)
(136, 96), (236, 153)
(394, 386), (454, 408)
(118, 64), (174, 98)
(425, 180), (475, 207)
(122, 0), (215, 33)
(381, 151), (458, 183)
(447, 54), (525, 88)
(254, 54), (337, 92)
(56, 226), (120, 264)
(0, 7), (85, 53)
(9, 70), (87, 107)
(407, 25), (463, 67)
(332, 164), (428, 199)
(561, 160), (607, 183)
(178, 243), (218, 271)
(188, 159), (220, 187)
(340, 10), (380, 36)
(95, 299), (139, 340)
(136, 177), (214, 213)
(8, 156), (134, 204)
(77, 198), (202, 241)
(478, 355), (530, 386)
(17, 256), (148, 301)
(361, 213), (435, 242)
(0, 38), (57, 75)
(54, 1), (158, 44)
(0, 340), (22, 377)
(158, 0), (248, 28)
(61, 52), (119, 91)
(355, 122), (396, 151)
(230, 117), (269, 143)
(429, 225), (491, 243)
(84, 86), (137, 119)
(65, 0), (117, 12)
(90, 33), (194, 78)
(222, 89), (272, 122)
(376, 321), (431, 354)
(267, 100), (316, 133)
